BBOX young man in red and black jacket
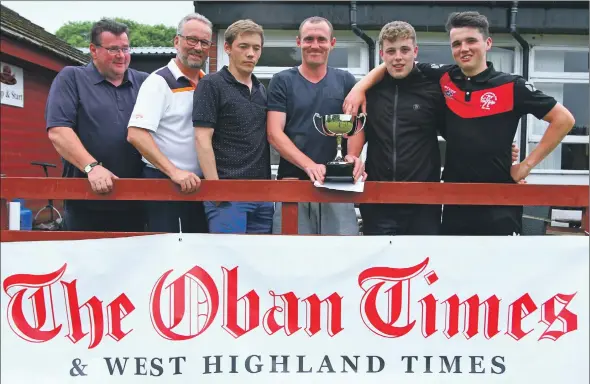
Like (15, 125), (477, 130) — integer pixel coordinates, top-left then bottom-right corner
(344, 11), (575, 236)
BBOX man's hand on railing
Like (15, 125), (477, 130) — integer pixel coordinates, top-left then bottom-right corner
(170, 169), (201, 193)
(87, 165), (118, 194)
(344, 155), (367, 183)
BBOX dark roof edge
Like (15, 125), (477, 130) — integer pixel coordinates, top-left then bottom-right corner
(1, 26), (89, 65)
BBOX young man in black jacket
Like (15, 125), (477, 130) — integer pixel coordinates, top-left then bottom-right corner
(347, 21), (446, 235)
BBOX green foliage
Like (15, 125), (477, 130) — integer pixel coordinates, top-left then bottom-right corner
(55, 18), (176, 47)
(55, 21), (94, 47)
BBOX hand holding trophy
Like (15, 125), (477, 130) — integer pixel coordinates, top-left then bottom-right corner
(313, 113), (367, 182)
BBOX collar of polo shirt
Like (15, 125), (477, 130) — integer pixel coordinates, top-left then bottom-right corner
(86, 61), (132, 85)
(219, 65), (261, 87)
(450, 61), (496, 83)
(167, 59), (206, 86)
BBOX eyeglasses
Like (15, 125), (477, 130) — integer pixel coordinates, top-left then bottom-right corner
(96, 45), (131, 55)
(178, 35), (212, 49)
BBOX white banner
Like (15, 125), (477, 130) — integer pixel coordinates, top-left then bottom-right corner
(1, 235), (588, 383)
(0, 62), (24, 108)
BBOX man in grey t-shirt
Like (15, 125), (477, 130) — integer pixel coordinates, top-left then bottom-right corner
(267, 16), (365, 235)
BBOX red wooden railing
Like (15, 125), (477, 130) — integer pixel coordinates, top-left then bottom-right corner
(0, 177), (588, 242)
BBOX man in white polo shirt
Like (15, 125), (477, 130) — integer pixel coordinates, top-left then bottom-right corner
(127, 13), (212, 233)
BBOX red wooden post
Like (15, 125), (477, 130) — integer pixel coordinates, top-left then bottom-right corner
(0, 174), (6, 230)
(281, 202), (298, 235)
(582, 206), (589, 235)
(0, 198), (7, 230)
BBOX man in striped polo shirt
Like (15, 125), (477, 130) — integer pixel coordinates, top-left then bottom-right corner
(127, 13), (213, 233)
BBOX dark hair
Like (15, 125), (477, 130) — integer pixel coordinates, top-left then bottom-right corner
(445, 11), (490, 38)
(90, 18), (129, 45)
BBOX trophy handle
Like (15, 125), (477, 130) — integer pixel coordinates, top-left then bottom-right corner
(313, 113), (328, 136)
(355, 112), (367, 134)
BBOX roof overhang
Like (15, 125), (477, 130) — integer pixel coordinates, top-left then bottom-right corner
(1, 26), (89, 66)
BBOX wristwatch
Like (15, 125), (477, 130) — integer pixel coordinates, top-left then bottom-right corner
(84, 161), (100, 174)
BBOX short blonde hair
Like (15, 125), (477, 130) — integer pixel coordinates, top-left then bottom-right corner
(378, 21), (417, 49)
(225, 19), (264, 46)
(298, 16), (334, 38)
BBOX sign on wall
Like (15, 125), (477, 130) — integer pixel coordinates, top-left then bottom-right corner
(1, 234), (588, 383)
(0, 61), (24, 108)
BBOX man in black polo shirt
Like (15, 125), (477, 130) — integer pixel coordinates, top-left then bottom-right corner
(193, 20), (272, 234)
(421, 12), (574, 236)
(344, 12), (574, 236)
(45, 19), (148, 232)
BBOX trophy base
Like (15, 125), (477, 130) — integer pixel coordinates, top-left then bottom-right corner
(325, 161), (354, 183)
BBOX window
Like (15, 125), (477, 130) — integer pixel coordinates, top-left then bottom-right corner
(257, 46), (361, 69)
(528, 46), (589, 173)
(533, 50), (589, 74)
(530, 142), (589, 171)
(530, 82), (588, 138)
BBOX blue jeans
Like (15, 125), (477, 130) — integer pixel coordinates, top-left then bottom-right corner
(204, 201), (274, 234)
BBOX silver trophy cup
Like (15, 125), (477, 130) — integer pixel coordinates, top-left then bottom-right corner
(312, 113), (367, 182)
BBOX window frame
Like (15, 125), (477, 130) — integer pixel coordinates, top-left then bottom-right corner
(529, 45), (589, 80)
(526, 44), (589, 176)
(526, 78), (589, 144)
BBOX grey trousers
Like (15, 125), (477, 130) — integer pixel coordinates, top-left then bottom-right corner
(272, 202), (359, 235)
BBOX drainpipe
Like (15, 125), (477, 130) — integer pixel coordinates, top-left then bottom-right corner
(510, 0), (530, 162)
(350, 1), (375, 70)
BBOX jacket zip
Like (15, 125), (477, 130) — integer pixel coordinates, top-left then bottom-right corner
(392, 85), (399, 181)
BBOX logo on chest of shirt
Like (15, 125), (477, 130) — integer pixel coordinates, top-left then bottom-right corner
(480, 92), (497, 110)
(439, 73), (514, 119)
(443, 85), (456, 98)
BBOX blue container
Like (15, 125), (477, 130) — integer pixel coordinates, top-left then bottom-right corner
(20, 208), (33, 230)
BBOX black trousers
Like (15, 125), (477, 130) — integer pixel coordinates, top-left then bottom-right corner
(142, 166), (208, 233)
(441, 205), (523, 236)
(64, 205), (145, 232)
(360, 204), (442, 236)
